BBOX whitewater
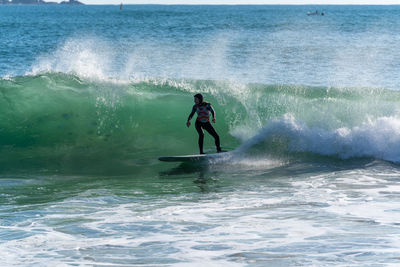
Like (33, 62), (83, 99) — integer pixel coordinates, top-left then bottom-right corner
(1, 4), (400, 266)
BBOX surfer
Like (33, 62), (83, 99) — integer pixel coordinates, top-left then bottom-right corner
(186, 93), (222, 154)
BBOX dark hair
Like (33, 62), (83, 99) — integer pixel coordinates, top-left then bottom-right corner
(194, 93), (203, 103)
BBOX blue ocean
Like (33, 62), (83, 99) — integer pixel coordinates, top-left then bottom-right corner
(1, 4), (400, 265)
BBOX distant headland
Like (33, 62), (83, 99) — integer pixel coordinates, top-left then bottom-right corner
(0, 0), (84, 5)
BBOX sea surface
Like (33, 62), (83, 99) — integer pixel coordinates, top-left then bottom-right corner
(1, 4), (400, 266)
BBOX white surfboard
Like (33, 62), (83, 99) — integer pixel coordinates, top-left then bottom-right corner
(158, 151), (227, 163)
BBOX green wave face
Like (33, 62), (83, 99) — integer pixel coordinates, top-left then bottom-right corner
(0, 74), (238, 172)
(1, 73), (400, 172)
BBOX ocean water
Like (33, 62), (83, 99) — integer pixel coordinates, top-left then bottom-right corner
(1, 4), (400, 266)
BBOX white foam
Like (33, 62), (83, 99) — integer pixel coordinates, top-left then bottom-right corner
(237, 114), (400, 163)
(1, 171), (400, 266)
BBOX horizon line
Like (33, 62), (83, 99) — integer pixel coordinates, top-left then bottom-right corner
(83, 3), (400, 5)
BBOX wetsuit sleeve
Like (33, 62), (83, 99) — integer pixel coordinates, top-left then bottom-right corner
(187, 105), (196, 121)
(208, 104), (215, 118)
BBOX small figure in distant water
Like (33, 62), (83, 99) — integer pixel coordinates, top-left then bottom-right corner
(307, 10), (320, 16)
(120, 3), (123, 10)
(186, 93), (222, 154)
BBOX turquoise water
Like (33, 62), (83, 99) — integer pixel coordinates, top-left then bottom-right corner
(1, 5), (400, 266)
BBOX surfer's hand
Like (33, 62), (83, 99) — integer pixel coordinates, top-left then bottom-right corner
(186, 121), (191, 127)
(212, 118), (216, 123)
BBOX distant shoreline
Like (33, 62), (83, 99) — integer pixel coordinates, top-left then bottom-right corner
(0, 0), (84, 5)
(1, 3), (399, 5)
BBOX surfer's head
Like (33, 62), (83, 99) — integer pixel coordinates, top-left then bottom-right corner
(194, 93), (203, 105)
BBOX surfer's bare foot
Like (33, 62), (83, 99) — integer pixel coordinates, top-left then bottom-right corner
(200, 152), (205, 154)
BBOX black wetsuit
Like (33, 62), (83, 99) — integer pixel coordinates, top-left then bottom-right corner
(188, 103), (221, 154)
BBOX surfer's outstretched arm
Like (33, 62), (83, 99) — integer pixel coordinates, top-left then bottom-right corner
(186, 105), (196, 127)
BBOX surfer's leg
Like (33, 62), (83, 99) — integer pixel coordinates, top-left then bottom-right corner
(195, 120), (205, 154)
(203, 122), (221, 152)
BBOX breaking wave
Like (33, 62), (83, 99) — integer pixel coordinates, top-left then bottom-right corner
(1, 72), (400, 172)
